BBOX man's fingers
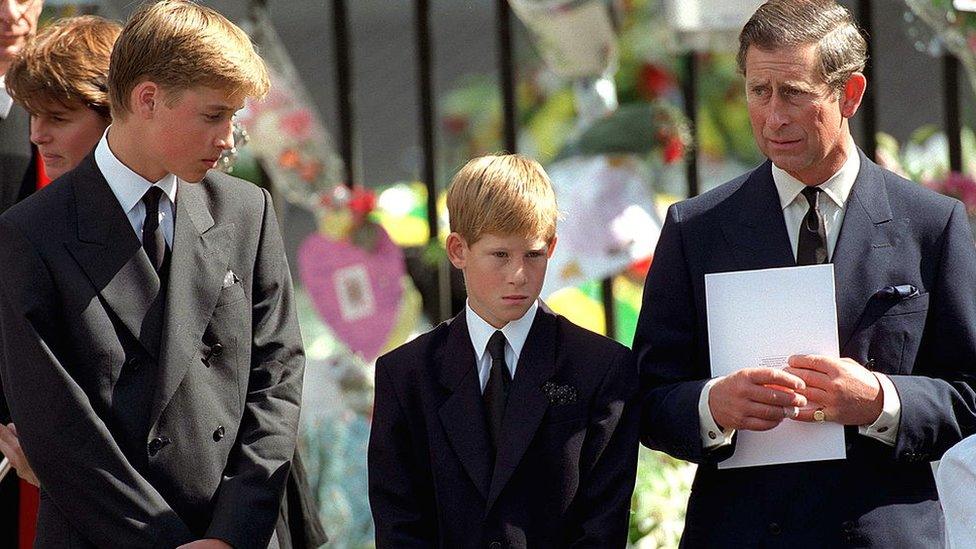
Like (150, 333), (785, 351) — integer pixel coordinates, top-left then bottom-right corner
(788, 354), (840, 374)
(796, 385), (829, 406)
(744, 384), (808, 407)
(744, 367), (806, 391)
(785, 366), (832, 390)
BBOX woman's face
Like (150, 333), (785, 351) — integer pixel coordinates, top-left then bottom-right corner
(30, 101), (109, 180)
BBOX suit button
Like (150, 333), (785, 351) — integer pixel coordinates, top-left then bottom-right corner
(865, 358), (876, 369)
(213, 425), (225, 442)
(211, 343), (223, 357)
(768, 522), (781, 535)
(842, 520), (855, 533)
(125, 357), (140, 370)
(148, 437), (170, 456)
(488, 542), (502, 549)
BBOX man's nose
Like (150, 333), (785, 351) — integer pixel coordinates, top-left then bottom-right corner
(766, 98), (791, 129)
(215, 122), (235, 150)
(509, 260), (527, 286)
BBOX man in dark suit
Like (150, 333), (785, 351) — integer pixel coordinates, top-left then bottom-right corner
(0, 0), (42, 543)
(0, 0), (41, 217)
(0, 2), (304, 547)
(368, 154), (639, 548)
(633, 1), (976, 547)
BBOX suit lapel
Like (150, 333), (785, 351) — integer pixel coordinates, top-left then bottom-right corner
(436, 313), (493, 500)
(149, 178), (233, 428)
(486, 304), (557, 510)
(720, 162), (796, 272)
(831, 151), (898, 350)
(64, 155), (164, 358)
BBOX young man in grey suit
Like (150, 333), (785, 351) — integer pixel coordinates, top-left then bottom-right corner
(0, 2), (304, 547)
(634, 1), (976, 547)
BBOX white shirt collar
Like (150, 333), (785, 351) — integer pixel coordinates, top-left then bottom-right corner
(465, 299), (539, 363)
(772, 136), (860, 210)
(0, 74), (14, 119)
(94, 127), (178, 213)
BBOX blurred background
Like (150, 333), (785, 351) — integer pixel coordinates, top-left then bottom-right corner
(38, 1), (976, 546)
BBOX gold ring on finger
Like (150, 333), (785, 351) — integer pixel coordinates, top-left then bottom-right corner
(813, 409), (826, 423)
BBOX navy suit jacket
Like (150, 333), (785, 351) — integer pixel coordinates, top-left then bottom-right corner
(633, 150), (976, 548)
(368, 304), (639, 548)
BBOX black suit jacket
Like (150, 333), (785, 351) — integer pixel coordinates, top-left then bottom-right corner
(0, 103), (36, 217)
(0, 155), (305, 548)
(368, 304), (639, 548)
(633, 151), (976, 548)
(0, 101), (36, 545)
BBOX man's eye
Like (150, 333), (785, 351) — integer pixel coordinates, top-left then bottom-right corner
(526, 251), (543, 258)
(493, 252), (508, 258)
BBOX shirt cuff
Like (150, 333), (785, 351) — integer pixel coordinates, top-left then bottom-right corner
(857, 372), (900, 446)
(700, 377), (734, 450)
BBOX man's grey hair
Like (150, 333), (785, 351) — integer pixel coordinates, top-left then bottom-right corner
(737, 0), (868, 91)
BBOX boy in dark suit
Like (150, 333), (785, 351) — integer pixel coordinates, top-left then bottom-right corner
(0, 2), (304, 547)
(368, 154), (639, 548)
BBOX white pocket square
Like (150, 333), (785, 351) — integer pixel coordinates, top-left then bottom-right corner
(222, 270), (240, 288)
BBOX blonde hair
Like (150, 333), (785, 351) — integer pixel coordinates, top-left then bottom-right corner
(108, 0), (270, 119)
(6, 16), (121, 119)
(446, 154), (558, 245)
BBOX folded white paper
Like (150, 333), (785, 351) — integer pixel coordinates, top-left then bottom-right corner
(705, 264), (846, 469)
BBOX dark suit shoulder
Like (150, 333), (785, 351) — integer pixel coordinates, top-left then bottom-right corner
(666, 163), (766, 227)
(376, 320), (452, 378)
(198, 170), (270, 218)
(880, 167), (959, 218)
(553, 314), (630, 359)
(0, 174), (73, 242)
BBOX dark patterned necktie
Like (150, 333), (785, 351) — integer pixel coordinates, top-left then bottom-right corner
(797, 186), (828, 265)
(142, 186), (167, 273)
(484, 330), (511, 450)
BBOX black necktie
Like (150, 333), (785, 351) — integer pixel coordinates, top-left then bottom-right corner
(484, 330), (511, 450)
(142, 186), (167, 273)
(797, 186), (828, 265)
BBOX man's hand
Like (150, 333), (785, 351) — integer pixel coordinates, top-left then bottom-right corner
(709, 368), (808, 431)
(0, 423), (38, 487)
(785, 354), (883, 426)
(177, 540), (232, 549)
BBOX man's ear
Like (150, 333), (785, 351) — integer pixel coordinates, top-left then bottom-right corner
(132, 81), (160, 119)
(446, 232), (468, 269)
(840, 73), (866, 119)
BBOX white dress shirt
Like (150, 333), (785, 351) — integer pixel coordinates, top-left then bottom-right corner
(94, 129), (177, 248)
(936, 434), (976, 549)
(699, 141), (902, 450)
(0, 74), (15, 119)
(465, 300), (538, 393)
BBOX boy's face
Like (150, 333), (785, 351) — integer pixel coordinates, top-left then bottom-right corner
(30, 101), (109, 180)
(144, 85), (241, 183)
(447, 231), (556, 329)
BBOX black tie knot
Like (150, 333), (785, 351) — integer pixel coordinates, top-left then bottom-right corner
(801, 186), (821, 209)
(488, 330), (506, 362)
(142, 185), (164, 208)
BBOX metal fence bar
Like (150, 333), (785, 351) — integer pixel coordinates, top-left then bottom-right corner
(414, 0), (452, 322)
(496, 0), (518, 153)
(332, 0), (355, 187)
(857, 0), (877, 161)
(945, 53), (963, 173)
(683, 52), (700, 198)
